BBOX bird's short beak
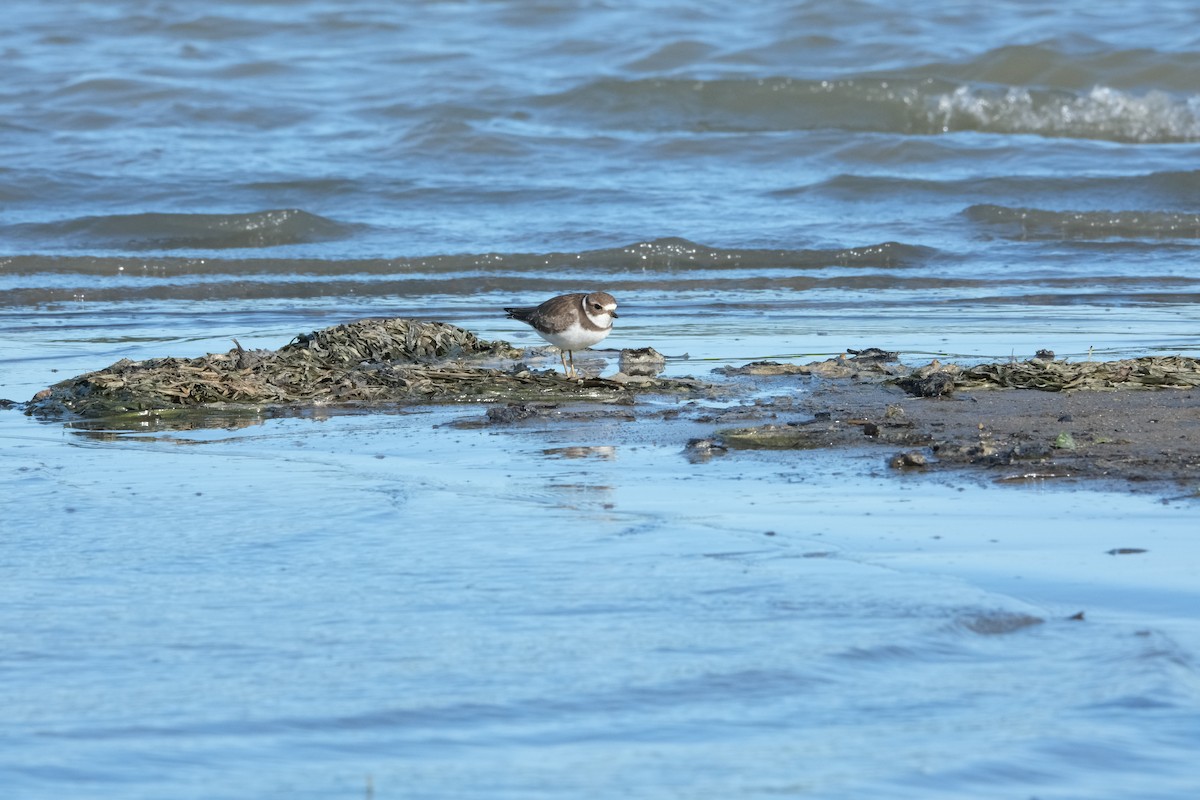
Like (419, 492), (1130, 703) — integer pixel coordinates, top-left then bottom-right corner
(610, 311), (619, 319)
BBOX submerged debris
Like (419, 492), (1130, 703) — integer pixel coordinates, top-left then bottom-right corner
(684, 437), (729, 461)
(485, 403), (547, 424)
(26, 317), (701, 420)
(889, 450), (929, 469)
(716, 421), (845, 450)
(957, 611), (1044, 635)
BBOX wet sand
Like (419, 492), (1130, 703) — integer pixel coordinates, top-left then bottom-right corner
(711, 372), (1200, 495)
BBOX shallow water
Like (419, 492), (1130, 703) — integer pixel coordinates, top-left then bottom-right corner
(3, 409), (1199, 799)
(3, 1), (1200, 797)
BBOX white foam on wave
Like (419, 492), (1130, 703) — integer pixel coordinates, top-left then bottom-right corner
(927, 85), (1200, 143)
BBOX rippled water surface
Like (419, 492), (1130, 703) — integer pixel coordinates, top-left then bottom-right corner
(3, 1), (1200, 797)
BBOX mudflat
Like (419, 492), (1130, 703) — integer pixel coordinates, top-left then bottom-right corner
(707, 354), (1200, 495)
(19, 319), (1200, 496)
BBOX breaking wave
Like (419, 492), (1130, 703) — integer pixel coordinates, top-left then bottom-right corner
(538, 75), (1200, 143)
(925, 85), (1200, 144)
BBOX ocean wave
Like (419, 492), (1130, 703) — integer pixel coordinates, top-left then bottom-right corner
(910, 43), (1200, 94)
(0, 237), (934, 276)
(566, 238), (932, 270)
(6, 209), (354, 251)
(793, 171), (1200, 206)
(965, 205), (1200, 240)
(6, 271), (1199, 309)
(539, 76), (1200, 143)
(926, 85), (1200, 144)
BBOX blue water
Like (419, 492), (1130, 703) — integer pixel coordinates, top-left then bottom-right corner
(5, 411), (1199, 799)
(3, 1), (1200, 797)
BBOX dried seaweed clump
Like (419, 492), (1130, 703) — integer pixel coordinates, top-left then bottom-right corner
(24, 318), (594, 419)
(958, 355), (1200, 391)
(281, 318), (507, 364)
(793, 351), (1200, 395)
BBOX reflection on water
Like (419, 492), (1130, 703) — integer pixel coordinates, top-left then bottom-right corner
(618, 346), (668, 377)
(64, 410), (273, 436)
(542, 445), (618, 460)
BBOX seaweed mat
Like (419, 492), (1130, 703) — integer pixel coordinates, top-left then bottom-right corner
(26, 318), (659, 418)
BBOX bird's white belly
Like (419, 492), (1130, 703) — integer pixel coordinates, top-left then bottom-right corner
(539, 322), (612, 351)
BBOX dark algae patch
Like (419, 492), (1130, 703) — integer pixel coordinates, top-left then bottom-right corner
(25, 318), (705, 421)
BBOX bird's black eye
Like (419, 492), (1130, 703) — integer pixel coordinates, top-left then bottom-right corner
(592, 304), (602, 310)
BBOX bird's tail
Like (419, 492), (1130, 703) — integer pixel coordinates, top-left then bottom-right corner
(504, 307), (534, 321)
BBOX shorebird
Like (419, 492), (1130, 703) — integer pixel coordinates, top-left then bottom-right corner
(504, 291), (618, 378)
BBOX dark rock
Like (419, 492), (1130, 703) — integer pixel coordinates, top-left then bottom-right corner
(889, 450), (928, 469)
(486, 403), (546, 424)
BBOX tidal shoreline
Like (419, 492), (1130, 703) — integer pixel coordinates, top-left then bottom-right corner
(711, 371), (1200, 496)
(16, 318), (1198, 498)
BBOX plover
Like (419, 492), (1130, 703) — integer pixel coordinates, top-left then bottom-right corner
(504, 291), (619, 378)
